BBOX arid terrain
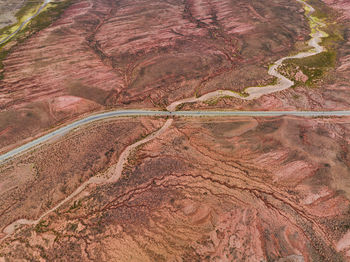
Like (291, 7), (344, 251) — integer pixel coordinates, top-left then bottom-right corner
(0, 0), (310, 149)
(1, 0), (350, 261)
(2, 116), (350, 261)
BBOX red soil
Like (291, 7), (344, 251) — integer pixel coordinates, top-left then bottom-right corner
(1, 116), (350, 261)
(0, 0), (309, 149)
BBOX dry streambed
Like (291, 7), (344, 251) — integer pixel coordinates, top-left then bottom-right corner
(167, 0), (328, 111)
(0, 0), (333, 249)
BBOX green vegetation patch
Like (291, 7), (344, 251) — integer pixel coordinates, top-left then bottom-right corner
(0, 49), (9, 70)
(69, 200), (82, 211)
(291, 50), (336, 68)
(278, 0), (345, 88)
(321, 23), (345, 50)
(15, 2), (42, 21)
(35, 219), (50, 233)
(281, 50), (336, 87)
(67, 222), (78, 232)
(0, 2), (42, 42)
(23, 0), (74, 34)
(256, 76), (278, 87)
(204, 98), (219, 106)
(0, 0), (74, 79)
(0, 0), (73, 46)
(307, 0), (338, 20)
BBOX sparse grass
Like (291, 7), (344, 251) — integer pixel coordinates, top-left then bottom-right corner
(136, 132), (148, 142)
(0, 0), (73, 47)
(0, 49), (9, 79)
(67, 223), (78, 232)
(24, 0), (74, 37)
(296, 50), (336, 68)
(204, 98), (219, 106)
(35, 220), (50, 233)
(0, 0), (74, 78)
(237, 91), (249, 98)
(175, 103), (185, 111)
(257, 77), (278, 87)
(321, 23), (345, 50)
(203, 93), (246, 107)
(278, 0), (344, 88)
(0, 1), (43, 42)
(307, 0), (338, 20)
(288, 50), (336, 84)
(60, 184), (67, 194)
(69, 200), (82, 211)
(282, 50), (337, 87)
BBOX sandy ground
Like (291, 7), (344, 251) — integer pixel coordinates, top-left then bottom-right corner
(0, 0), (25, 28)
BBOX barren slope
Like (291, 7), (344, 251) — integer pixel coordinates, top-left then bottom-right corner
(0, 117), (164, 241)
(1, 117), (350, 261)
(0, 0), (309, 149)
(1, 0), (350, 261)
(178, 0), (350, 112)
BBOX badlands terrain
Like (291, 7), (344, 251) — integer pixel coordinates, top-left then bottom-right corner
(0, 0), (350, 261)
(0, 0), (311, 149)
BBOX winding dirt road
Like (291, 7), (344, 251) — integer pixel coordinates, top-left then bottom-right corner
(0, 0), (333, 241)
(166, 0), (327, 111)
